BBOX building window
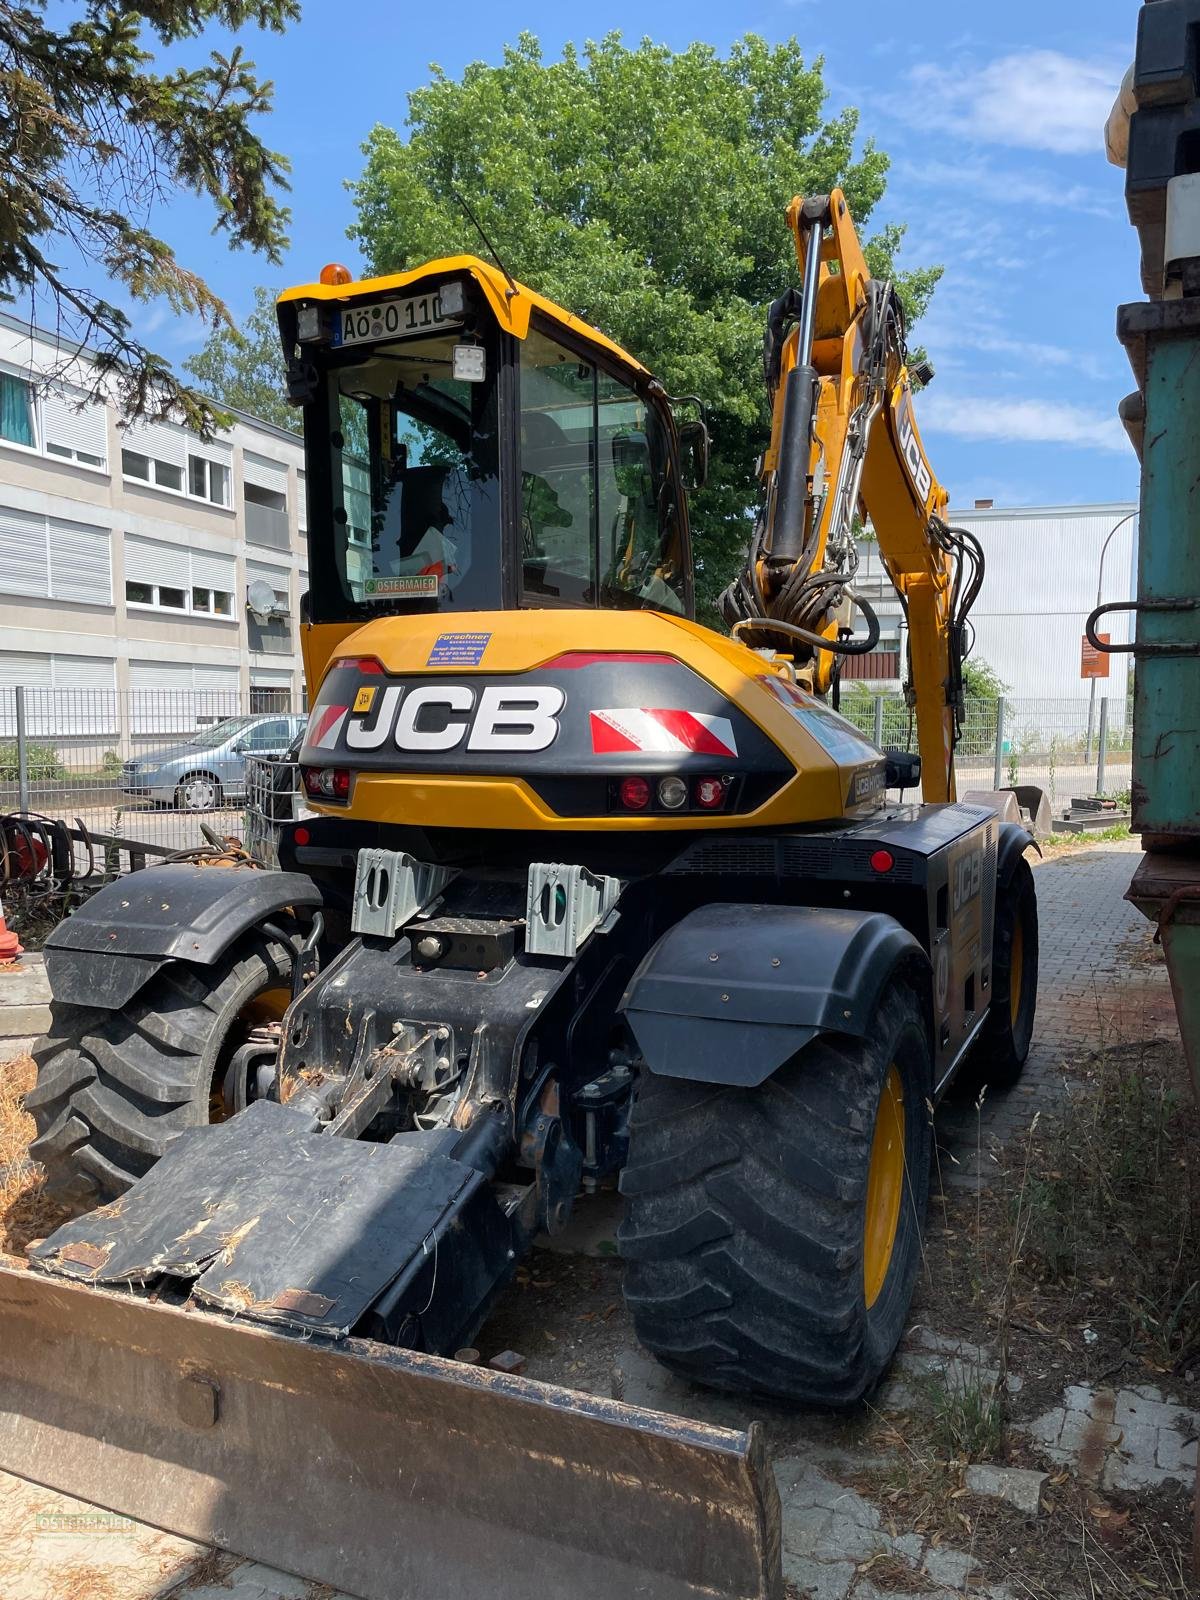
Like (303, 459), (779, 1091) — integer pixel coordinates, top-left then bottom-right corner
(191, 586), (234, 616)
(46, 439), (105, 468)
(244, 478), (291, 549)
(126, 579), (233, 616)
(189, 454), (230, 507)
(122, 449), (184, 492)
(0, 373), (36, 449)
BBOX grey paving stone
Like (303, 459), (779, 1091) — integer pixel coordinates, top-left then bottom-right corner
(819, 1511), (891, 1563)
(1114, 1387), (1197, 1432)
(781, 1500), (835, 1558)
(923, 1543), (981, 1588)
(964, 1463), (1047, 1514)
(1155, 1429), (1198, 1475)
(780, 1554), (856, 1599)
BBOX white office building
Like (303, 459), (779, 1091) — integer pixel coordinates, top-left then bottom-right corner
(847, 501), (1139, 701)
(0, 310), (308, 737)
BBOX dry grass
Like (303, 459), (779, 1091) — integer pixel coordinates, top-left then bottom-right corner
(855, 1552), (933, 1592)
(48, 1562), (122, 1600)
(160, 1548), (240, 1594)
(0, 1052), (71, 1262)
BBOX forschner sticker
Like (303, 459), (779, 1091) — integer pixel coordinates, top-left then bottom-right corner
(428, 631), (491, 667)
(364, 575), (439, 598)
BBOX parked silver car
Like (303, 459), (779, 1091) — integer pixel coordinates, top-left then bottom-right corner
(120, 714), (307, 812)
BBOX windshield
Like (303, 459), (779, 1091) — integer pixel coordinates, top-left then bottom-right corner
(188, 716), (256, 749)
(320, 322), (501, 620)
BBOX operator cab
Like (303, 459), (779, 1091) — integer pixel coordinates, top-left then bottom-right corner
(277, 259), (705, 629)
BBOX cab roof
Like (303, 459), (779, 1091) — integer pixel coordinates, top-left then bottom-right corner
(278, 254), (650, 382)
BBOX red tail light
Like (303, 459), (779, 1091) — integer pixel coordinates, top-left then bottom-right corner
(302, 766), (351, 802)
(869, 849), (895, 873)
(693, 776), (727, 810)
(333, 656), (384, 674)
(619, 776), (652, 811)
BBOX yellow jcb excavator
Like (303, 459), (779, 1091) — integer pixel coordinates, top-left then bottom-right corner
(0, 191), (1042, 1600)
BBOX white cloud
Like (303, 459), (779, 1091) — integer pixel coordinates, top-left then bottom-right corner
(895, 156), (1112, 217)
(919, 393), (1129, 454)
(906, 50), (1121, 156)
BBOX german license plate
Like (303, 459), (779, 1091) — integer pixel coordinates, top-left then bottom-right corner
(336, 292), (460, 347)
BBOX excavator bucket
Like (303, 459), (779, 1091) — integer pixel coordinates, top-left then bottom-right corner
(0, 1261), (782, 1600)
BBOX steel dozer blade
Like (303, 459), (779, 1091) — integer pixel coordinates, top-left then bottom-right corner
(0, 1262), (782, 1600)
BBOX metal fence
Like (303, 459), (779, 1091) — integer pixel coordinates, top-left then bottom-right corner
(0, 686), (1132, 862)
(0, 686), (300, 857)
(839, 691), (1133, 811)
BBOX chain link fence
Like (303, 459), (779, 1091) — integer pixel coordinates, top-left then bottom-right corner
(0, 686), (302, 858)
(839, 691), (1132, 811)
(0, 685), (1132, 862)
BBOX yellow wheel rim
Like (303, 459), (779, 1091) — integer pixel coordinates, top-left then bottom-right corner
(1009, 916), (1024, 1028)
(209, 984), (292, 1121)
(863, 1065), (906, 1309)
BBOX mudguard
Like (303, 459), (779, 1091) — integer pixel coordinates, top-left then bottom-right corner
(43, 863), (321, 1010)
(621, 903), (927, 1087)
(997, 819), (1040, 884)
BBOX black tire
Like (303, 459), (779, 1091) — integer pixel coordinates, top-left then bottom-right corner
(962, 855), (1038, 1093)
(618, 981), (933, 1405)
(26, 931), (293, 1202)
(175, 772), (222, 813)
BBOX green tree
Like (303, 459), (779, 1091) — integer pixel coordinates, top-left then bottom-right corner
(349, 32), (941, 617)
(1, 1), (297, 433)
(185, 284), (297, 431)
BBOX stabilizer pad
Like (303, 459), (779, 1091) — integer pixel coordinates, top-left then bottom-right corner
(30, 1100), (478, 1337)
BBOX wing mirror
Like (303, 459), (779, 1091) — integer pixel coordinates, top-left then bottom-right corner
(676, 418), (709, 492)
(884, 749), (921, 790)
(231, 740), (248, 754)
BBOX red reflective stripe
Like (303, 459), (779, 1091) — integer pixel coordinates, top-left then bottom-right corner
(311, 703), (347, 745)
(589, 711), (642, 753)
(546, 652), (673, 670)
(644, 708), (734, 757)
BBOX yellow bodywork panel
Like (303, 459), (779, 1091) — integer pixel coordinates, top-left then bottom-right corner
(302, 609), (883, 833)
(279, 255), (649, 380)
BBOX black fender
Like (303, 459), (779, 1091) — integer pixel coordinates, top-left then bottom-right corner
(997, 821), (1040, 890)
(620, 903), (929, 1087)
(44, 864), (322, 1010)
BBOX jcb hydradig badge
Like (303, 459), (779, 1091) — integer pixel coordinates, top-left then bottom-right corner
(324, 683), (567, 754)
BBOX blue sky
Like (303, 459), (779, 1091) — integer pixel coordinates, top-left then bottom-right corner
(100, 0), (1140, 510)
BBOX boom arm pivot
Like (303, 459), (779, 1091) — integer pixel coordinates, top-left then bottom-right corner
(721, 190), (984, 803)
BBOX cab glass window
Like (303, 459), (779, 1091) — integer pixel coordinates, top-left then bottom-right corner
(320, 317), (502, 621)
(596, 369), (685, 614)
(519, 326), (686, 614)
(519, 331), (597, 604)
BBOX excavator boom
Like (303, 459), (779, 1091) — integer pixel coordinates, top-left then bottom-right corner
(721, 188), (985, 804)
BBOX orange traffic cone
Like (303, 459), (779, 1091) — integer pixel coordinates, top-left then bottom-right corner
(0, 897), (23, 965)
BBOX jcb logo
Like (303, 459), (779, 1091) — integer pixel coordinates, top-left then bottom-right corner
(898, 408), (933, 503)
(953, 850), (982, 913)
(347, 683), (565, 754)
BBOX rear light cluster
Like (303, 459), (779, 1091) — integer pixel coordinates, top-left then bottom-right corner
(614, 774), (731, 814)
(302, 766), (351, 802)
